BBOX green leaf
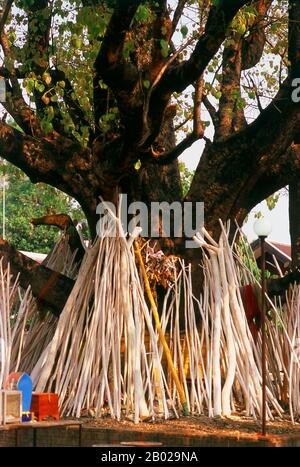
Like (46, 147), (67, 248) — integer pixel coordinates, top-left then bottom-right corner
(42, 72), (52, 85)
(45, 105), (54, 120)
(248, 91), (256, 100)
(136, 5), (151, 21)
(40, 119), (53, 134)
(160, 39), (169, 58)
(25, 78), (35, 95)
(266, 193), (280, 211)
(71, 35), (82, 49)
(35, 81), (45, 93)
(98, 17), (107, 36)
(134, 160), (141, 171)
(123, 40), (135, 59)
(180, 25), (188, 38)
(143, 80), (151, 89)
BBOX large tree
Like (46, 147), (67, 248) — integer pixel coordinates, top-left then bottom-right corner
(0, 0), (300, 308)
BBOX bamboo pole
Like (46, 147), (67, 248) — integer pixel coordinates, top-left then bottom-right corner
(218, 239), (236, 416)
(134, 240), (189, 416)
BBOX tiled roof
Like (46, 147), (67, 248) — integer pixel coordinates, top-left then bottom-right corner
(268, 242), (291, 260)
(20, 251), (47, 264)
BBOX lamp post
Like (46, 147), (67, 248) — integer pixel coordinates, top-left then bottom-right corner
(253, 217), (272, 436)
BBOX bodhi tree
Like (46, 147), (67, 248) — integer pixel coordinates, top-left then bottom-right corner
(0, 0), (300, 312)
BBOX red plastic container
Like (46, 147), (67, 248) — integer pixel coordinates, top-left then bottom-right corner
(30, 393), (59, 422)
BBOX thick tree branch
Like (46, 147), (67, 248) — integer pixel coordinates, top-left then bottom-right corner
(150, 0), (172, 82)
(215, 1), (272, 140)
(241, 0), (273, 70)
(193, 77), (204, 136)
(215, 33), (243, 140)
(94, 0), (141, 92)
(139, 35), (196, 149)
(155, 0), (251, 95)
(0, 7), (43, 136)
(0, 0), (13, 36)
(289, 179), (300, 266)
(0, 119), (122, 237)
(186, 72), (300, 236)
(31, 214), (76, 231)
(92, 1), (143, 146)
(152, 78), (205, 165)
(289, 0), (300, 77)
(139, 1), (250, 153)
(202, 94), (219, 127)
(0, 121), (98, 204)
(31, 214), (85, 263)
(267, 268), (300, 297)
(0, 238), (74, 316)
(239, 144), (300, 213)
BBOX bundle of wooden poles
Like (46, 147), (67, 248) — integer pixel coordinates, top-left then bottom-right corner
(42, 232), (81, 279)
(0, 233), (79, 383)
(30, 211), (175, 422)
(0, 258), (54, 389)
(1, 214), (300, 423)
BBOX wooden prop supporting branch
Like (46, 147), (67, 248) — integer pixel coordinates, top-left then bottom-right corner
(0, 238), (74, 315)
(134, 240), (189, 416)
(31, 213), (85, 264)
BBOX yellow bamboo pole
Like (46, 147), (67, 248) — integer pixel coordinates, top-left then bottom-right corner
(134, 240), (189, 416)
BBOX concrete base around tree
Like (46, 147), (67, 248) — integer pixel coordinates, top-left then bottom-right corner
(0, 419), (300, 447)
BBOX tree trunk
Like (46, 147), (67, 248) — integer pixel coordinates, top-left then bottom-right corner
(289, 181), (300, 267)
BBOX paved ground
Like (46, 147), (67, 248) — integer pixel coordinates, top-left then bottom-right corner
(84, 413), (300, 437)
(1, 414), (300, 446)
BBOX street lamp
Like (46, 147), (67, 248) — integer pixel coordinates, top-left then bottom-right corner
(253, 217), (272, 436)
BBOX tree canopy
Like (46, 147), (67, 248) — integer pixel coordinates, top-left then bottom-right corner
(0, 0), (300, 265)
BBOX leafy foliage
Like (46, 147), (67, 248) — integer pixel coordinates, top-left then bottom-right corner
(5, 0), (289, 150)
(0, 0), (294, 250)
(179, 162), (195, 197)
(236, 235), (271, 284)
(0, 161), (85, 253)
